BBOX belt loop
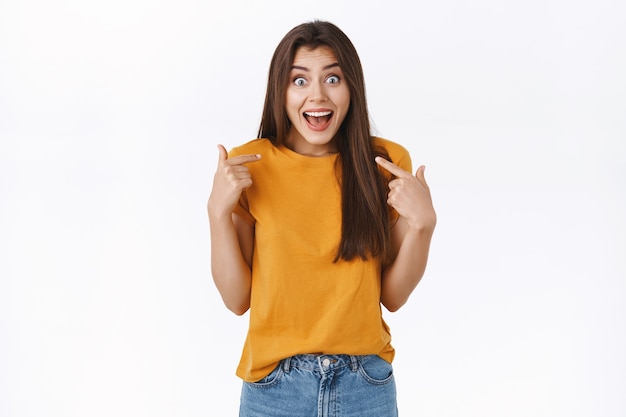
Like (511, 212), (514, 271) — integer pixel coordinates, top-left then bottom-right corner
(349, 355), (359, 372)
(282, 357), (292, 373)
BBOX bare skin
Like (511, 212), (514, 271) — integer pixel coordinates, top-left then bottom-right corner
(207, 144), (260, 315)
(208, 143), (436, 314)
(375, 157), (437, 311)
(284, 46), (350, 156)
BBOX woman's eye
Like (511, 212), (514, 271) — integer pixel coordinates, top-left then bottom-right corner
(326, 75), (340, 84)
(294, 77), (307, 86)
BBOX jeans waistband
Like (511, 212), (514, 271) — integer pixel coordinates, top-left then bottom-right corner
(282, 354), (360, 373)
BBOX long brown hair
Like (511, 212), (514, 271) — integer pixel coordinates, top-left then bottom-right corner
(258, 20), (391, 262)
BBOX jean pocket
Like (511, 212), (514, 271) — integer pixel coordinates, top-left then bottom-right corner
(246, 362), (284, 388)
(357, 355), (394, 385)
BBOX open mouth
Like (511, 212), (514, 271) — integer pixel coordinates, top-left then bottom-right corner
(303, 111), (333, 131)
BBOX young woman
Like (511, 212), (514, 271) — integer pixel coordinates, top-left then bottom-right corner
(208, 20), (436, 417)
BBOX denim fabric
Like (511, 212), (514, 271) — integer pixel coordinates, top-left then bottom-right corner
(239, 354), (398, 417)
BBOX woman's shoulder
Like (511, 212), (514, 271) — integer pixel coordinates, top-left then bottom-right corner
(372, 136), (412, 170)
(229, 138), (274, 157)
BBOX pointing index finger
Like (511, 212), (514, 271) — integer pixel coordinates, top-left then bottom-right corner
(216, 144), (261, 166)
(375, 156), (409, 178)
(226, 153), (262, 166)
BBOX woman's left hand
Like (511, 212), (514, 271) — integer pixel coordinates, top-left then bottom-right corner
(375, 157), (437, 232)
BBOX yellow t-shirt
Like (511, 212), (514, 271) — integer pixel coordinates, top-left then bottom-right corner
(229, 137), (412, 382)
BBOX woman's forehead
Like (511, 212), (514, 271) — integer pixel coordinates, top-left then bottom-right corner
(292, 45), (338, 66)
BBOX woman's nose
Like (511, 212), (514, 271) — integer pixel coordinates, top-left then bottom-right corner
(308, 80), (327, 102)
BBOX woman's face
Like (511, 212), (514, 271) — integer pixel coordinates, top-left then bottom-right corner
(284, 45), (350, 157)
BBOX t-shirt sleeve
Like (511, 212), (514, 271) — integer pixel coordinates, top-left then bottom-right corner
(232, 190), (255, 225)
(394, 147), (412, 173)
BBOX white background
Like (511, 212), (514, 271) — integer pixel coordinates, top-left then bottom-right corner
(1, 0), (625, 416)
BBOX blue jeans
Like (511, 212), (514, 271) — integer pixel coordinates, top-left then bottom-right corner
(239, 354), (398, 417)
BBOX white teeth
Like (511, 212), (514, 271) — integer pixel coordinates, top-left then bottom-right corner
(304, 111), (332, 117)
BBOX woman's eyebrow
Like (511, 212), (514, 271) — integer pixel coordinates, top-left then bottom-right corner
(291, 63), (340, 71)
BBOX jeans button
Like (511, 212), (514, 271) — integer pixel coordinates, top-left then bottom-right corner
(322, 358), (330, 367)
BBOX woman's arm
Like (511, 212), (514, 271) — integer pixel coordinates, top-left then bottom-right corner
(380, 217), (434, 312)
(208, 144), (260, 315)
(375, 158), (437, 312)
(208, 212), (254, 315)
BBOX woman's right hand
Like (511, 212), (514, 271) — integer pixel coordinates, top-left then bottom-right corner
(207, 144), (261, 219)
